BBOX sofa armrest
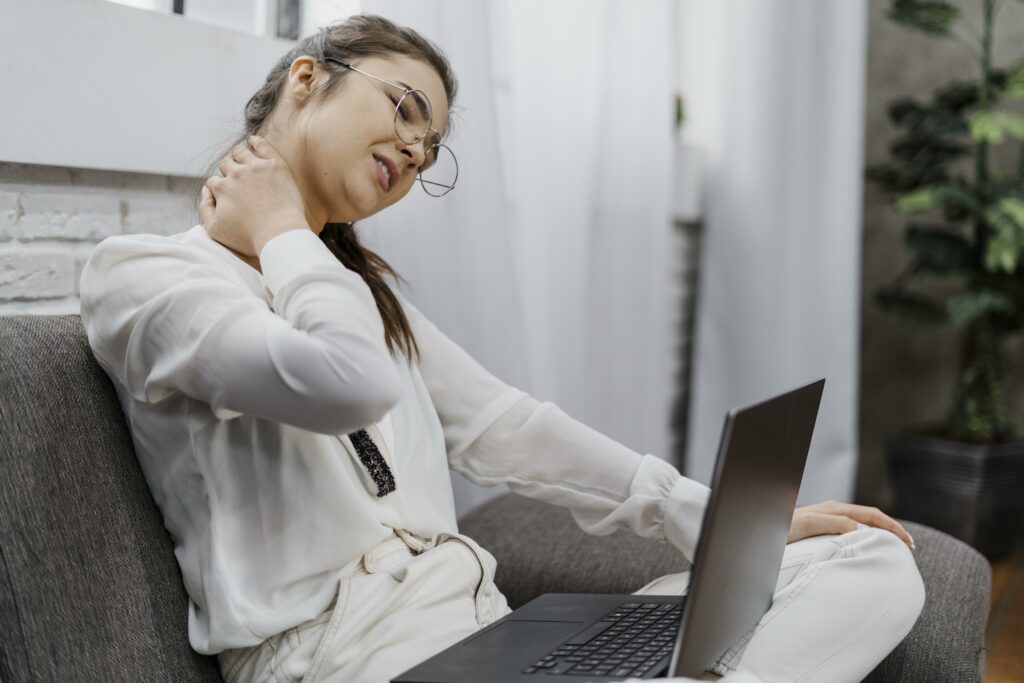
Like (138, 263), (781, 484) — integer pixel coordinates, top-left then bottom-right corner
(862, 520), (990, 683)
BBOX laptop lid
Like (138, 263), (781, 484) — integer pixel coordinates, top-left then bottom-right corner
(670, 378), (825, 677)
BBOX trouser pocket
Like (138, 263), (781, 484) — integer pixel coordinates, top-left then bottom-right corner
(231, 570), (361, 683)
(434, 531), (507, 627)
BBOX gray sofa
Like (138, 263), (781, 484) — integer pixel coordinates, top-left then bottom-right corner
(0, 315), (991, 682)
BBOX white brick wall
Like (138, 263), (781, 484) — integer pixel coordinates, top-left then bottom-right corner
(0, 162), (198, 314)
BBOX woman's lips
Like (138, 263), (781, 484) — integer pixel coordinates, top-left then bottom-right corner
(372, 154), (397, 192)
(373, 159), (389, 192)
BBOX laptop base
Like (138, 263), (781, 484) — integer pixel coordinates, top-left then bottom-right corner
(391, 592), (684, 682)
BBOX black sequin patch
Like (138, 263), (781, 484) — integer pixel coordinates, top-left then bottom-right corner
(348, 429), (396, 497)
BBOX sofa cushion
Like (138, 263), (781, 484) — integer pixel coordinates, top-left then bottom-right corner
(0, 315), (222, 682)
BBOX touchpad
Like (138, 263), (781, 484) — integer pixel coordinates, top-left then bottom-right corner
(465, 620), (584, 650)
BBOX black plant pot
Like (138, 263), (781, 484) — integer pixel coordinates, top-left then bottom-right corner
(887, 433), (1024, 559)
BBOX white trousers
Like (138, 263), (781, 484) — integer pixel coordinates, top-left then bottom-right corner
(217, 524), (924, 683)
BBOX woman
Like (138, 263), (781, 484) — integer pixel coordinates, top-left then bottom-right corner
(79, 14), (924, 683)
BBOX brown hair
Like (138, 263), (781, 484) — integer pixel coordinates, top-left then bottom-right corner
(197, 14), (459, 365)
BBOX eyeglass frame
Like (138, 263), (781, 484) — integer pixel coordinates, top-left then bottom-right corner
(322, 57), (458, 197)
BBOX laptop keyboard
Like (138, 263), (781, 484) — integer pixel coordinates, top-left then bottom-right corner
(521, 601), (682, 678)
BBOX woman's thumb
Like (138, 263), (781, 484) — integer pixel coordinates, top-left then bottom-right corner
(199, 185), (215, 226)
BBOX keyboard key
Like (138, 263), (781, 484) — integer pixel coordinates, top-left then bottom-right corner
(566, 621), (613, 645)
(521, 666), (537, 674)
(613, 668), (635, 676)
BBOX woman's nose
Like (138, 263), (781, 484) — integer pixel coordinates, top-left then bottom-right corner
(395, 138), (423, 165)
(398, 138), (427, 168)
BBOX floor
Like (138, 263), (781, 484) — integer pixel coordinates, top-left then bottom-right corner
(985, 526), (1024, 682)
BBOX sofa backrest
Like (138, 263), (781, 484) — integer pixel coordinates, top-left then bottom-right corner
(0, 314), (222, 682)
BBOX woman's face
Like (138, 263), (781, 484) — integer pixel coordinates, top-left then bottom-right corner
(283, 53), (450, 226)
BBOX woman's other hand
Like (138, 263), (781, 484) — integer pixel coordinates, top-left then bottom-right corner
(199, 134), (310, 257)
(788, 500), (915, 550)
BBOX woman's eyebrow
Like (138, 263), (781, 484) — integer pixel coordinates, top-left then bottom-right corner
(396, 81), (431, 121)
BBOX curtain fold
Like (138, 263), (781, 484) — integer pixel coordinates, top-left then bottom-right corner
(359, 0), (528, 515)
(678, 0), (867, 504)
(359, 0), (679, 516)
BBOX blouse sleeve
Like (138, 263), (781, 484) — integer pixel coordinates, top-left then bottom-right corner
(79, 228), (403, 435)
(398, 293), (711, 562)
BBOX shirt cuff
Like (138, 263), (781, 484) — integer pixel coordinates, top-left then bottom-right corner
(259, 228), (352, 295)
(633, 454), (711, 563)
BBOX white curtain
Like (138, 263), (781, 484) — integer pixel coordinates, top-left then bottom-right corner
(357, 0), (526, 516)
(678, 0), (868, 504)
(358, 0), (679, 517)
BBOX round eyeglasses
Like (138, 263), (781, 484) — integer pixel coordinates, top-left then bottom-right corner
(324, 57), (458, 197)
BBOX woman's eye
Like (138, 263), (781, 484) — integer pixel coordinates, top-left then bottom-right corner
(398, 99), (414, 122)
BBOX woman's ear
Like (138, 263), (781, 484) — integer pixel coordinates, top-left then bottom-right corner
(286, 56), (320, 104)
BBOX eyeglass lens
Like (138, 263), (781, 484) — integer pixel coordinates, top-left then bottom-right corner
(393, 90), (432, 145)
(384, 83), (456, 196)
(419, 144), (458, 197)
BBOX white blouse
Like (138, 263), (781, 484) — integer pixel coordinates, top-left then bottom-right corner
(79, 224), (711, 655)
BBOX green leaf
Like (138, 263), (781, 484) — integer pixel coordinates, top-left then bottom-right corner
(904, 225), (975, 273)
(999, 59), (1024, 102)
(968, 111), (1024, 143)
(970, 111), (1005, 143)
(896, 183), (982, 218)
(934, 81), (978, 112)
(998, 111), (1024, 140)
(875, 287), (948, 324)
(887, 0), (958, 36)
(897, 187), (940, 212)
(887, 97), (928, 126)
(982, 201), (1024, 273)
(999, 83), (1024, 102)
(947, 290), (1016, 327)
(1000, 197), (1024, 227)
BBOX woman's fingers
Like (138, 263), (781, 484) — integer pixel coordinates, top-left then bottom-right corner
(810, 512), (859, 537)
(828, 503), (914, 548)
(220, 135), (276, 177)
(198, 185), (215, 227)
(788, 510), (858, 543)
(246, 134), (282, 160)
(217, 154), (240, 178)
(231, 136), (260, 162)
(221, 135), (262, 174)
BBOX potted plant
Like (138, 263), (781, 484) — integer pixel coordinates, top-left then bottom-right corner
(867, 0), (1024, 558)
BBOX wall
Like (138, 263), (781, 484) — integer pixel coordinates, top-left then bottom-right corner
(0, 0), (293, 177)
(858, 0), (1024, 508)
(0, 162), (196, 315)
(0, 0), (304, 315)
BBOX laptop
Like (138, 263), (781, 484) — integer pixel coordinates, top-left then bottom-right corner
(393, 378), (825, 682)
